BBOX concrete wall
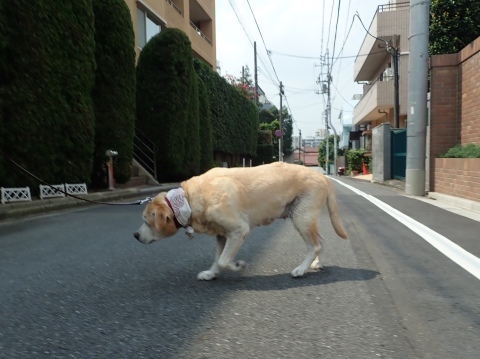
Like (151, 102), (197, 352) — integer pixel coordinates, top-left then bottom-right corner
(372, 123), (392, 181)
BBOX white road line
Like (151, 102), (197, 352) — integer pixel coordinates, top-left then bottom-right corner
(331, 178), (480, 280)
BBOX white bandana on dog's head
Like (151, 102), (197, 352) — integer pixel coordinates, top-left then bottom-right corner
(165, 188), (194, 237)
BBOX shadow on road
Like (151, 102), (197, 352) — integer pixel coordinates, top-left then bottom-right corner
(186, 265), (380, 292)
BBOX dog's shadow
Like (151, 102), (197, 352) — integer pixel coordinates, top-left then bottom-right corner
(202, 265), (380, 292)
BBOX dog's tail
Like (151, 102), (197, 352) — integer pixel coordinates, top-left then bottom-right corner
(326, 179), (348, 239)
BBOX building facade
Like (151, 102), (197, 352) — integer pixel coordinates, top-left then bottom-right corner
(353, 1), (409, 130)
(125, 0), (216, 69)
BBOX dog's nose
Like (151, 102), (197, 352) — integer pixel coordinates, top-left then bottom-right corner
(133, 232), (139, 240)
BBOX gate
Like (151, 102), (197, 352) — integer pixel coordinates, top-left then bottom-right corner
(391, 129), (406, 180)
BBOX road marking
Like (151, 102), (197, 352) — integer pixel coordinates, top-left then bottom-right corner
(331, 178), (480, 280)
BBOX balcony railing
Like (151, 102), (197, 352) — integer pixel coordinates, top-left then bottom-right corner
(190, 21), (211, 45)
(165, 0), (182, 15)
(378, 2), (409, 13)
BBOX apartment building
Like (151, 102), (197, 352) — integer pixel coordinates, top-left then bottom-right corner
(125, 0), (216, 69)
(353, 1), (409, 130)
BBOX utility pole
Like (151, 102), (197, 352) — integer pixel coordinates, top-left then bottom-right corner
(325, 110), (329, 174)
(298, 129), (302, 164)
(279, 81), (284, 162)
(254, 41), (258, 106)
(406, 0), (430, 196)
(242, 66), (245, 85)
(325, 48), (337, 176)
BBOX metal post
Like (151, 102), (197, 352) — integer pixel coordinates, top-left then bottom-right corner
(406, 0), (430, 196)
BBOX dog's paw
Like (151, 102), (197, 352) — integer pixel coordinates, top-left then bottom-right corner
(310, 261), (324, 270)
(197, 270), (217, 281)
(291, 267), (306, 278)
(232, 260), (247, 271)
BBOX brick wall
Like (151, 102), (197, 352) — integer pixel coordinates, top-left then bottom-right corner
(429, 36), (480, 198)
(434, 159), (480, 202)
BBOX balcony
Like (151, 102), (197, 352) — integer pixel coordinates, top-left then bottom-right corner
(354, 2), (409, 82)
(353, 80), (394, 125)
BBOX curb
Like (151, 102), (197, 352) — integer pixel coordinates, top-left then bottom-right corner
(0, 184), (179, 222)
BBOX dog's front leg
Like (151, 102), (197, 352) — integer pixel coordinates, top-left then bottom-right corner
(216, 228), (248, 272)
(197, 235), (226, 280)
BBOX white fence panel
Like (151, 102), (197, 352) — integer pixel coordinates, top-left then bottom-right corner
(40, 184), (65, 199)
(1, 187), (32, 204)
(65, 183), (88, 195)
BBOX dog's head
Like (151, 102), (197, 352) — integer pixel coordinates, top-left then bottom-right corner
(133, 193), (179, 244)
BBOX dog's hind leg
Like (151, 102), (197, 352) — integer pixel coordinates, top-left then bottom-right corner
(291, 217), (323, 278)
(310, 236), (325, 270)
(197, 235), (226, 280)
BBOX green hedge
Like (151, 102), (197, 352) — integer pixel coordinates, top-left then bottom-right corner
(253, 144), (274, 166)
(91, 0), (136, 186)
(197, 75), (214, 172)
(136, 28), (199, 182)
(0, 0), (96, 189)
(194, 58), (258, 157)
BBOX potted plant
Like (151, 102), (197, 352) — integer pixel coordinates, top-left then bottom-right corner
(347, 148), (367, 176)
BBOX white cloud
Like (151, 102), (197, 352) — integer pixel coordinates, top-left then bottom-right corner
(215, 0), (387, 137)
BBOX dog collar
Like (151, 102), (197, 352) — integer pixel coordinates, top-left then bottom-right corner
(165, 188), (192, 229)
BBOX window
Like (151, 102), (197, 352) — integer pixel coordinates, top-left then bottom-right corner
(137, 8), (161, 49)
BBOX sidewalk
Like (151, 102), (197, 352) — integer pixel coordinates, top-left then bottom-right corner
(0, 183), (180, 222)
(348, 173), (480, 222)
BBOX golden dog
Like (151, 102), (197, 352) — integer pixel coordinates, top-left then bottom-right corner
(134, 162), (347, 280)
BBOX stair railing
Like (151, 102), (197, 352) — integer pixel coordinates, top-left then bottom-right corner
(133, 126), (157, 180)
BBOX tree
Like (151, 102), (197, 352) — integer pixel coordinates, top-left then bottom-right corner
(429, 0), (480, 55)
(259, 109), (276, 124)
(317, 134), (342, 166)
(91, 0), (136, 187)
(270, 106), (294, 156)
(224, 72), (257, 101)
(0, 0), (96, 188)
(239, 65), (254, 88)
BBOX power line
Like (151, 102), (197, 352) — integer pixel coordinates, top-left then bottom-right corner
(246, 0), (281, 83)
(268, 49), (386, 61)
(331, 0), (342, 67)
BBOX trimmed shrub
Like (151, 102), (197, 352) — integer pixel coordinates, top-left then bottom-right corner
(185, 70), (201, 177)
(136, 28), (197, 182)
(442, 143), (480, 158)
(0, 0), (96, 189)
(194, 58), (258, 157)
(91, 0), (136, 187)
(196, 75), (214, 172)
(253, 144), (274, 166)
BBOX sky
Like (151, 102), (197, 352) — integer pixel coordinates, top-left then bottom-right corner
(215, 0), (388, 138)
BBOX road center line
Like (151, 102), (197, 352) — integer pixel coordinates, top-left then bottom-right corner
(331, 178), (480, 280)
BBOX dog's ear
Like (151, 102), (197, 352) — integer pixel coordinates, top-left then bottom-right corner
(154, 204), (178, 237)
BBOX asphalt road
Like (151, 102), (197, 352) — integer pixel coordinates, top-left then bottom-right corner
(1, 178), (479, 359)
